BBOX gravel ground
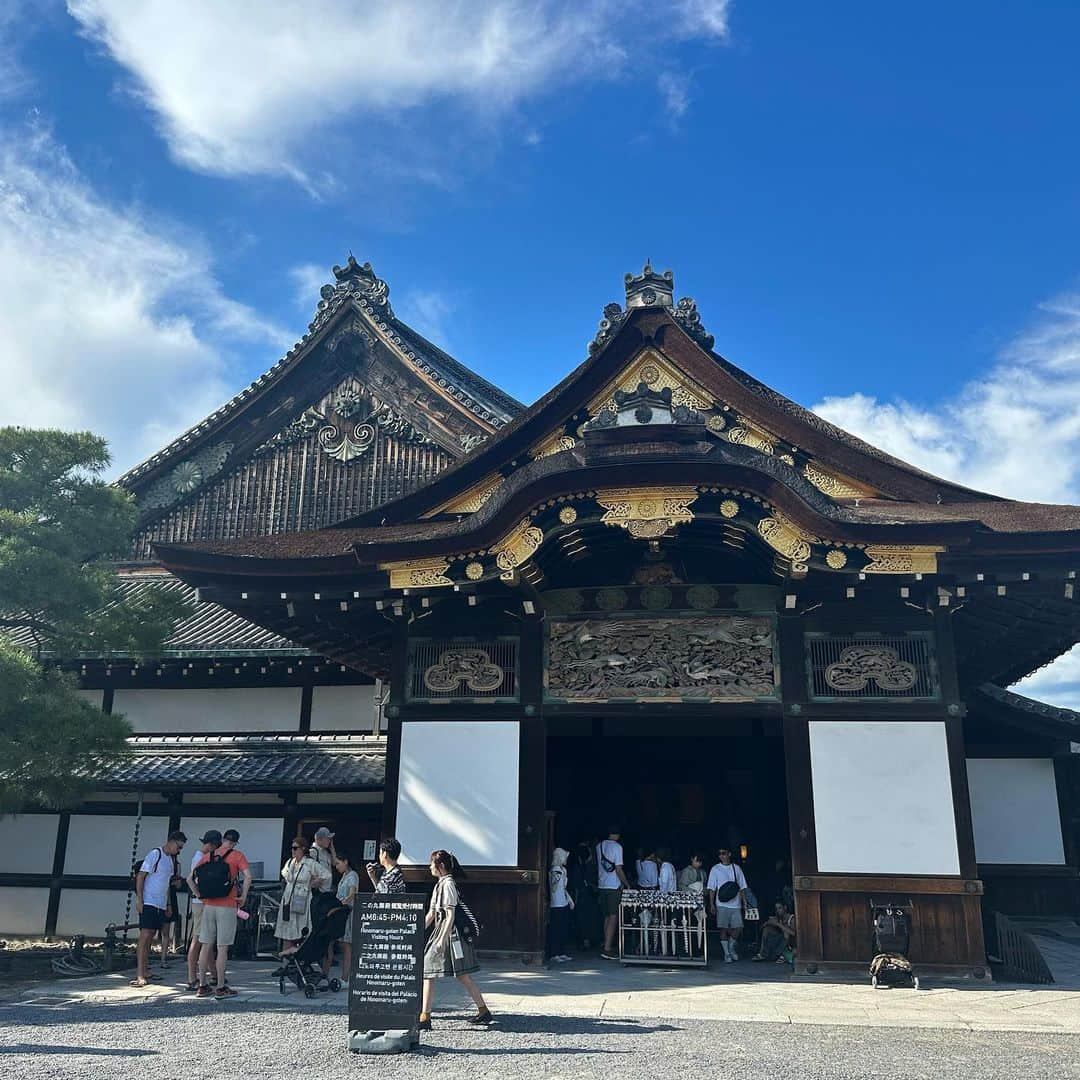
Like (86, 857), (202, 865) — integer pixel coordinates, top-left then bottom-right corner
(3, 995), (1080, 1080)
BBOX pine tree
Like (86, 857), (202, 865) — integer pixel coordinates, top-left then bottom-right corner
(0, 428), (191, 810)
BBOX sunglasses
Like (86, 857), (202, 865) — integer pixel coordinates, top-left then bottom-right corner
(291, 844), (304, 850)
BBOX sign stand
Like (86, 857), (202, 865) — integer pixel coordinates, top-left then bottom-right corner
(346, 892), (426, 1054)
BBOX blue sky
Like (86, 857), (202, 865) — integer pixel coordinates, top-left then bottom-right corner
(2, 2), (1080, 699)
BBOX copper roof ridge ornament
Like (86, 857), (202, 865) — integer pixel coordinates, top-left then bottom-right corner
(589, 265), (714, 356)
(310, 255), (394, 334)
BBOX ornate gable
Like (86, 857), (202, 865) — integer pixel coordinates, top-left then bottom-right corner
(124, 258), (524, 559)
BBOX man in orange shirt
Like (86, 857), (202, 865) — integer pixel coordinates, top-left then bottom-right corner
(191, 827), (251, 999)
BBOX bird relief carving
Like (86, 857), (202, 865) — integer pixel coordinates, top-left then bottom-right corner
(547, 616), (777, 700)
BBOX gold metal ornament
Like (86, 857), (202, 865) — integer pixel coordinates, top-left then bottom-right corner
(803, 462), (868, 500)
(532, 432), (577, 459)
(595, 486), (698, 539)
(588, 348), (711, 415)
(493, 520), (544, 570)
(727, 419), (776, 456)
(757, 515), (817, 573)
(825, 549), (848, 569)
(427, 474), (502, 516)
(465, 561), (484, 580)
(719, 499), (739, 519)
(380, 557), (454, 589)
(558, 506), (578, 524)
(862, 545), (942, 574)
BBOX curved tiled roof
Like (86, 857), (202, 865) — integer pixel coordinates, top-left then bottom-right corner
(4, 571), (305, 657)
(99, 734), (386, 790)
(976, 682), (1080, 731)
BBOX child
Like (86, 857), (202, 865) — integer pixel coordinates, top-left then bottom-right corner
(548, 847), (575, 962)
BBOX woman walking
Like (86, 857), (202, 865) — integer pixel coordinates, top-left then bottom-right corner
(276, 838), (329, 951)
(334, 851), (360, 976)
(419, 850), (492, 1030)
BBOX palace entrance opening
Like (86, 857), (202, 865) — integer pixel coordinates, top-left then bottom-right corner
(546, 718), (793, 908)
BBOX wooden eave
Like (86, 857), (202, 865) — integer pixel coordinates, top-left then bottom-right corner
(154, 424), (1080, 580)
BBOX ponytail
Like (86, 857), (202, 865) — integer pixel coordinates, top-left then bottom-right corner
(430, 849), (467, 880)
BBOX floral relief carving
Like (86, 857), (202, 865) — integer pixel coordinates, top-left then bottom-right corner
(547, 616), (777, 700)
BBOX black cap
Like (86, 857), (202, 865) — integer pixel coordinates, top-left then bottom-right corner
(199, 830), (223, 846)
(223, 828), (240, 842)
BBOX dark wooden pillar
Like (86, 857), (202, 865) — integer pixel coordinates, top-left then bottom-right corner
(44, 811), (71, 939)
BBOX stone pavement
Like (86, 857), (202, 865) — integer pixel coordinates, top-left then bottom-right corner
(6, 938), (1080, 1035)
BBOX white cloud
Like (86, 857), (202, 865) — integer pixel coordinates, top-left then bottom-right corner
(398, 290), (456, 350)
(811, 292), (1080, 503)
(288, 262), (328, 311)
(67, 0), (733, 185)
(811, 290), (1080, 707)
(0, 122), (287, 474)
(658, 72), (692, 127)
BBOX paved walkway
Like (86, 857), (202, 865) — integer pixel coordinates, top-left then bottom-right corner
(6, 939), (1080, 1035)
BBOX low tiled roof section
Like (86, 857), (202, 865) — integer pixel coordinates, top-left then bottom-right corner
(976, 682), (1080, 731)
(99, 734), (386, 790)
(4, 571), (305, 656)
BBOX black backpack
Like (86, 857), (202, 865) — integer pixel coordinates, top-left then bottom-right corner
(193, 852), (234, 899)
(131, 847), (173, 890)
(454, 894), (483, 943)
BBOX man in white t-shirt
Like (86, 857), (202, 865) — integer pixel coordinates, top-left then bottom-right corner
(132, 830), (186, 988)
(707, 847), (748, 963)
(596, 827), (629, 960)
(184, 830), (220, 991)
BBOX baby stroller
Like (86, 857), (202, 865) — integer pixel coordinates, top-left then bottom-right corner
(278, 901), (349, 999)
(869, 900), (919, 990)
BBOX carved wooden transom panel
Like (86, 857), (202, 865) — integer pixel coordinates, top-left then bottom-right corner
(546, 615), (778, 701)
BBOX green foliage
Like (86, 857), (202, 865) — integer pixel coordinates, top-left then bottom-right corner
(0, 641), (130, 812)
(0, 427), (193, 809)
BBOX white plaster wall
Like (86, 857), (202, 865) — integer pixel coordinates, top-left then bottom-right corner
(57, 889), (130, 936)
(311, 685), (375, 731)
(178, 816), (283, 881)
(64, 815), (170, 877)
(967, 758), (1066, 865)
(396, 721), (519, 867)
(809, 720), (960, 876)
(0, 887), (50, 935)
(0, 814), (58, 874)
(112, 687), (302, 733)
(76, 689), (104, 710)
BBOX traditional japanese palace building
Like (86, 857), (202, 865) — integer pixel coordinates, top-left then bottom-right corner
(4, 259), (1080, 976)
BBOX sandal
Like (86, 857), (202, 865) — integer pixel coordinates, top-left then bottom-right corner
(215, 984), (238, 999)
(185, 981), (199, 992)
(129, 977), (149, 988)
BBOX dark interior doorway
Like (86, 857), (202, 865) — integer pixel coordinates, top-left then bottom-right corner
(546, 724), (792, 907)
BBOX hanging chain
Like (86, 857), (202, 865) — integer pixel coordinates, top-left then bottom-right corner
(122, 791), (145, 941)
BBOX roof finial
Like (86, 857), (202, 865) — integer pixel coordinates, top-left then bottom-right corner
(624, 262), (674, 309)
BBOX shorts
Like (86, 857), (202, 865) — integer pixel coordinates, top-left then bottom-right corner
(198, 904), (238, 947)
(715, 906), (743, 930)
(598, 888), (622, 919)
(139, 905), (168, 931)
(189, 903), (203, 939)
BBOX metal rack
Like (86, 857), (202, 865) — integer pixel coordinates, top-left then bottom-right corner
(618, 889), (708, 967)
